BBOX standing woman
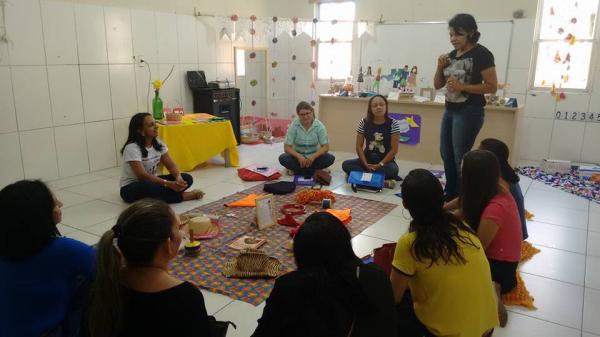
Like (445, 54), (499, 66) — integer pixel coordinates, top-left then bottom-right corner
(119, 113), (204, 204)
(434, 13), (498, 200)
(342, 95), (401, 187)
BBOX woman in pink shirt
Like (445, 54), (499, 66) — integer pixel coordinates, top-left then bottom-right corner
(459, 150), (522, 328)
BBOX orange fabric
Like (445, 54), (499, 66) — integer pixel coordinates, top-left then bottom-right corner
(325, 209), (352, 224)
(226, 194), (262, 207)
(295, 189), (336, 204)
(520, 241), (540, 262)
(525, 209), (535, 221)
(502, 272), (536, 309)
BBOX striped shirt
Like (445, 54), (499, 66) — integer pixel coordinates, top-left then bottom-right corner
(356, 118), (401, 162)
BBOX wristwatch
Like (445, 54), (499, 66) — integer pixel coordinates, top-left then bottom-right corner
(378, 162), (384, 167)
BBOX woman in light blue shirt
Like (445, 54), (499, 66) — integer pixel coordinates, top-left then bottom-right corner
(279, 101), (335, 177)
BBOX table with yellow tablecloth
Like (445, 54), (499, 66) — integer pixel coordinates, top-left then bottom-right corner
(157, 113), (239, 172)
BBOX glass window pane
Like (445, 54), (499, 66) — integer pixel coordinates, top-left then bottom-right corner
(235, 49), (245, 77)
(318, 42), (352, 80)
(533, 41), (592, 90)
(317, 22), (353, 41)
(539, 0), (598, 40)
(319, 2), (355, 21)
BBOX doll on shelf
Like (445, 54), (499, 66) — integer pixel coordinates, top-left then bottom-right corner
(408, 66), (418, 88)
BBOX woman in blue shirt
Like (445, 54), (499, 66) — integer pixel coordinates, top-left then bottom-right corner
(279, 101), (335, 177)
(0, 180), (96, 337)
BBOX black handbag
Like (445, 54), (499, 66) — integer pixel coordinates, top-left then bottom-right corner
(263, 181), (296, 194)
(208, 316), (236, 337)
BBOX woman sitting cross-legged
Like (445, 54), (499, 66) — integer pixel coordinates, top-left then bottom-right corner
(252, 212), (397, 337)
(279, 101), (335, 177)
(119, 112), (203, 204)
(390, 169), (498, 337)
(342, 95), (401, 188)
(0, 180), (96, 337)
(87, 199), (211, 337)
(458, 150), (523, 327)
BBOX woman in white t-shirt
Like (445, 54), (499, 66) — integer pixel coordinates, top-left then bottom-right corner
(119, 113), (204, 203)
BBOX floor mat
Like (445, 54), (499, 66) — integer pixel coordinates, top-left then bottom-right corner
(518, 166), (600, 204)
(169, 183), (397, 305)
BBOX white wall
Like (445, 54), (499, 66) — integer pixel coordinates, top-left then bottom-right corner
(0, 0), (233, 187)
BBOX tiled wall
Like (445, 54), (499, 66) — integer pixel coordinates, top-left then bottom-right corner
(0, 0), (234, 187)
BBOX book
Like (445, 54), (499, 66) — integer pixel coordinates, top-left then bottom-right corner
(227, 236), (267, 250)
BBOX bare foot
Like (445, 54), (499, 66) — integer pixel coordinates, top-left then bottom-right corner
(384, 179), (396, 189)
(182, 189), (205, 201)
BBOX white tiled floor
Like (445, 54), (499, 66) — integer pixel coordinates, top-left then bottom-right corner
(46, 143), (600, 337)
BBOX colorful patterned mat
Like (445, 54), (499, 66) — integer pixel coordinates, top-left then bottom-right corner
(518, 166), (600, 204)
(169, 183), (397, 305)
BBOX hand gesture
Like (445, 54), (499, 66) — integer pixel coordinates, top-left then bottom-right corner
(437, 54), (450, 68)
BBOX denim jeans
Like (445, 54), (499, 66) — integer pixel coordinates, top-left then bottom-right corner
(278, 153), (335, 177)
(120, 173), (193, 204)
(440, 104), (484, 199)
(341, 158), (399, 180)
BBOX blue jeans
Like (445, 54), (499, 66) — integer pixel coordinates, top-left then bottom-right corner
(120, 173), (193, 204)
(279, 153), (335, 177)
(440, 105), (484, 199)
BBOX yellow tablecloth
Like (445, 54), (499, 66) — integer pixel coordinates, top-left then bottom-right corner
(157, 113), (239, 172)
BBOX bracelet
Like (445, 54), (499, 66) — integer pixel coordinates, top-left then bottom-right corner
(163, 179), (168, 188)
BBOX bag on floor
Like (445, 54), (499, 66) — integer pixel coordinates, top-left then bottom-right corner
(348, 171), (384, 192)
(208, 316), (236, 337)
(373, 242), (397, 276)
(313, 169), (332, 185)
(264, 181), (296, 194)
(237, 168), (281, 181)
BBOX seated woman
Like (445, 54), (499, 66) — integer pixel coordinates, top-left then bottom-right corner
(460, 150), (523, 327)
(88, 199), (211, 337)
(390, 169), (497, 337)
(252, 212), (397, 337)
(342, 95), (400, 188)
(0, 180), (96, 337)
(119, 112), (203, 203)
(479, 138), (528, 240)
(279, 101), (335, 177)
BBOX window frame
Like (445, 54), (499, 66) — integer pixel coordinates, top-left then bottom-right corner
(316, 0), (356, 81)
(530, 0), (600, 93)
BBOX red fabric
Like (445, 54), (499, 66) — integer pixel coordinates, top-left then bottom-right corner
(237, 168), (282, 181)
(481, 193), (522, 262)
(373, 243), (397, 276)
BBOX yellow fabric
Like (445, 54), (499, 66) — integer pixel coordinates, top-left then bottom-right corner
(226, 194), (261, 207)
(520, 241), (540, 263)
(158, 113), (239, 172)
(525, 209), (534, 221)
(392, 230), (499, 337)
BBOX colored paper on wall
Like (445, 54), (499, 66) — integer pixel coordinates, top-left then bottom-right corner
(389, 113), (421, 145)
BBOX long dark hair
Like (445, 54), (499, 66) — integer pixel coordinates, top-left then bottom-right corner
(480, 138), (519, 184)
(293, 212), (369, 330)
(0, 180), (59, 261)
(402, 169), (478, 266)
(366, 95), (389, 123)
(120, 112), (163, 158)
(460, 150), (500, 231)
(449, 13), (481, 43)
(88, 199), (174, 337)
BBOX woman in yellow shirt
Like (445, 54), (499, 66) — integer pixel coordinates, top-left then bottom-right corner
(390, 169), (498, 337)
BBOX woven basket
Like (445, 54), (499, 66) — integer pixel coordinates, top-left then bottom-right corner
(222, 249), (282, 278)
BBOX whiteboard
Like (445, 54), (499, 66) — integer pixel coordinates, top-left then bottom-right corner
(360, 21), (513, 93)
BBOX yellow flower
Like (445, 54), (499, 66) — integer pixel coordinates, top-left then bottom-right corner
(152, 79), (162, 90)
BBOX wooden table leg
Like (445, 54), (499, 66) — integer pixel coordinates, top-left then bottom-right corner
(223, 148), (231, 167)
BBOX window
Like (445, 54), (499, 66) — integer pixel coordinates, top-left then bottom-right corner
(317, 1), (355, 80)
(532, 0), (599, 91)
(235, 48), (245, 77)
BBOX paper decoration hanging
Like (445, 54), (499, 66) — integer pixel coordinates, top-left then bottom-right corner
(250, 79), (258, 87)
(272, 61), (278, 68)
(565, 33), (576, 45)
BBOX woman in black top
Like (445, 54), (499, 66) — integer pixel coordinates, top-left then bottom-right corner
(252, 212), (396, 337)
(342, 95), (402, 187)
(434, 14), (498, 200)
(87, 199), (211, 337)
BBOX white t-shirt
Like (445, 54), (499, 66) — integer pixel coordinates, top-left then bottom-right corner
(119, 139), (168, 188)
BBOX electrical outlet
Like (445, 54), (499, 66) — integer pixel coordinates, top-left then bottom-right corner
(133, 55), (145, 67)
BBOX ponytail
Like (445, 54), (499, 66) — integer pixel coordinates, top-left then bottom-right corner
(88, 230), (125, 337)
